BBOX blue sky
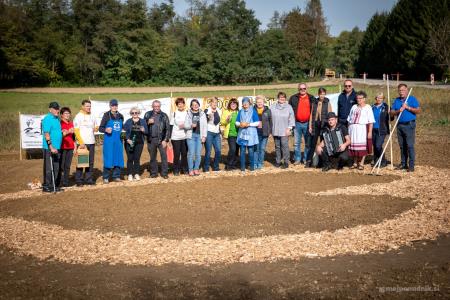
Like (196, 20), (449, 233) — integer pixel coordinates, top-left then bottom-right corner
(148, 0), (397, 36)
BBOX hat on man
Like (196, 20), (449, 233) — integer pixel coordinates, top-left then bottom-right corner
(110, 99), (118, 106)
(242, 97), (251, 104)
(48, 101), (60, 109)
(327, 112), (337, 119)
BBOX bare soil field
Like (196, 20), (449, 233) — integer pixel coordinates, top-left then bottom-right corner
(0, 125), (449, 298)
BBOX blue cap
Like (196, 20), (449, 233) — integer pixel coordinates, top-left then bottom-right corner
(242, 97), (250, 104)
(110, 99), (118, 106)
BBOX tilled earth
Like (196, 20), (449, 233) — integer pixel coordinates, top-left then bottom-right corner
(0, 127), (449, 299)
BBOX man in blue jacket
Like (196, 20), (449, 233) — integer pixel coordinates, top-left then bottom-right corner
(337, 79), (357, 127)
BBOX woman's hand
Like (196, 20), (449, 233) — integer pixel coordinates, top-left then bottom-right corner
(201, 137), (206, 143)
(309, 127), (312, 134)
(285, 128), (291, 136)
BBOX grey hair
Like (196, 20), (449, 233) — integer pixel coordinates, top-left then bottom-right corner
(129, 106), (141, 115)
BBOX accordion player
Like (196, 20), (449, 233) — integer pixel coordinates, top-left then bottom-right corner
(323, 128), (346, 156)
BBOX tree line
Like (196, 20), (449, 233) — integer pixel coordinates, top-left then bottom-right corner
(0, 0), (448, 87)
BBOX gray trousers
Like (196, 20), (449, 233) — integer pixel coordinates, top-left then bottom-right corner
(273, 136), (290, 164)
(43, 149), (61, 188)
(148, 138), (168, 176)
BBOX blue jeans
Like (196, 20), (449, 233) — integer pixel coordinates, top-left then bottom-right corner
(294, 121), (310, 162)
(240, 144), (256, 171)
(254, 135), (268, 169)
(204, 131), (222, 171)
(397, 121), (416, 169)
(187, 133), (202, 171)
(103, 166), (121, 180)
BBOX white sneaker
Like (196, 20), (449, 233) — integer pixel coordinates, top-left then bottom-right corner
(128, 175), (133, 181)
(134, 174), (140, 181)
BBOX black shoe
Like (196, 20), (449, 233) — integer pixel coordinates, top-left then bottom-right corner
(113, 178), (121, 182)
(76, 183), (83, 187)
(85, 181), (96, 186)
(281, 163), (289, 169)
(322, 165), (332, 172)
(173, 172), (180, 176)
(274, 163), (281, 168)
(42, 187), (53, 193)
(304, 161), (312, 168)
(163, 175), (169, 179)
(407, 167), (415, 172)
(395, 164), (407, 170)
(150, 174), (158, 178)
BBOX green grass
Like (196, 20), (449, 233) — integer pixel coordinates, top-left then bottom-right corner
(1, 83), (448, 152)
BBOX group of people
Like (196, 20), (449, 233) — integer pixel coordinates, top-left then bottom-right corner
(40, 80), (420, 193)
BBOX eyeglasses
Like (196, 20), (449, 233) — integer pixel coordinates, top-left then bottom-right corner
(299, 88), (307, 91)
(344, 85), (352, 88)
(131, 112), (139, 115)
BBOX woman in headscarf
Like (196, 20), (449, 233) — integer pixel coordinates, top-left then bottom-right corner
(235, 97), (259, 172)
(270, 92), (295, 169)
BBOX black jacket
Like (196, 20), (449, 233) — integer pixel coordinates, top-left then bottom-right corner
(288, 93), (315, 122)
(372, 102), (390, 135)
(254, 105), (272, 137)
(337, 89), (357, 125)
(310, 97), (331, 136)
(143, 110), (170, 142)
(98, 111), (124, 133)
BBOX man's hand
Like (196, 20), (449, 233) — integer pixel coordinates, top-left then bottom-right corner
(192, 123), (197, 128)
(338, 144), (346, 152)
(127, 139), (133, 145)
(105, 127), (112, 134)
(161, 141), (167, 148)
(148, 118), (155, 125)
(178, 123), (184, 129)
(79, 144), (86, 149)
(49, 145), (58, 154)
(399, 103), (407, 112)
(309, 127), (312, 134)
(140, 126), (145, 132)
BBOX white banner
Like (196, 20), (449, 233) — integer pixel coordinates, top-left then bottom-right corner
(20, 114), (44, 149)
(90, 98), (172, 126)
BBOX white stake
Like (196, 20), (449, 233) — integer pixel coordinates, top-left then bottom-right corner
(387, 77), (393, 170)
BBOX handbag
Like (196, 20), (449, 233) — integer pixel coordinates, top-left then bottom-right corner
(76, 147), (90, 168)
(166, 142), (174, 163)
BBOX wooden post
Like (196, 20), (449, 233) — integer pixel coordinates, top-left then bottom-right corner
(18, 111), (22, 161)
(253, 87), (256, 97)
(170, 91), (173, 98)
